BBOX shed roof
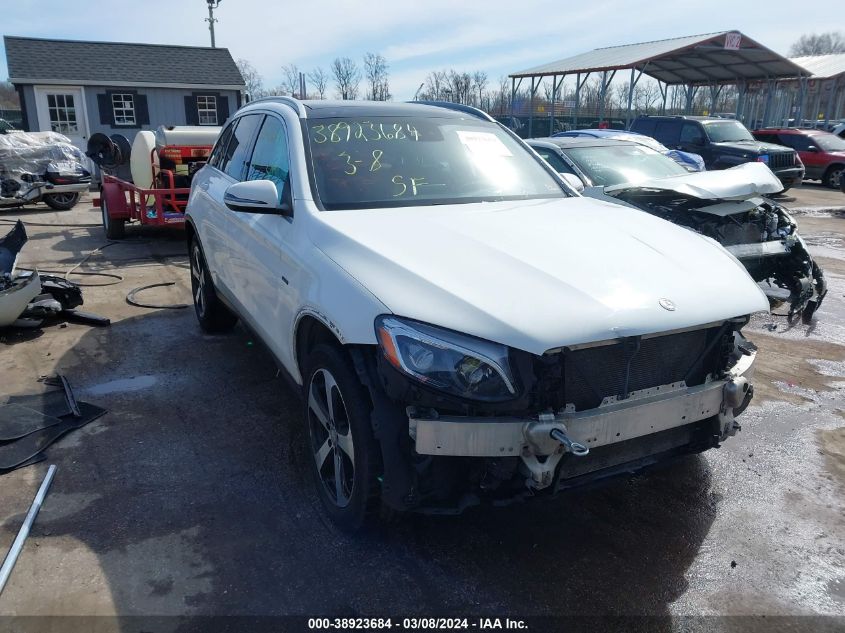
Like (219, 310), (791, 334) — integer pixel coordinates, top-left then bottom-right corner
(511, 31), (809, 85)
(790, 53), (845, 80)
(4, 36), (245, 89)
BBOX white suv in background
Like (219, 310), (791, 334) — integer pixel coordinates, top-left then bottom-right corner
(185, 98), (767, 530)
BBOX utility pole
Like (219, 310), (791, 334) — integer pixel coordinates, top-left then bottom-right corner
(205, 0), (222, 48)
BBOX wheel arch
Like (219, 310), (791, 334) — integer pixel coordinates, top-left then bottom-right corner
(294, 313), (345, 383)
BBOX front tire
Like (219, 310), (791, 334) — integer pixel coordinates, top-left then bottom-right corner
(43, 192), (80, 210)
(189, 236), (237, 333)
(304, 344), (380, 531)
(823, 165), (843, 189)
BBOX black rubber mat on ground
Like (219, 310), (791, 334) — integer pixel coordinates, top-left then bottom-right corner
(0, 402), (106, 472)
(2, 389), (73, 419)
(0, 404), (63, 441)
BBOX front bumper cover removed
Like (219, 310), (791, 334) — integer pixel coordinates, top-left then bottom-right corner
(409, 347), (755, 490)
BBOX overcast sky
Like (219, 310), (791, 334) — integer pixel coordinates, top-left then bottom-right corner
(1, 0), (841, 100)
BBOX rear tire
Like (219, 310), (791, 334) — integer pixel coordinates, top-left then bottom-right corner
(43, 192), (79, 210)
(101, 195), (125, 240)
(303, 344), (380, 531)
(189, 236), (237, 333)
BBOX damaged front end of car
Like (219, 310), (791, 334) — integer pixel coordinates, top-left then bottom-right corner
(603, 164), (827, 323)
(350, 315), (757, 514)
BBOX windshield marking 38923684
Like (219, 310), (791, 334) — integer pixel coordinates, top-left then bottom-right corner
(306, 117), (566, 210)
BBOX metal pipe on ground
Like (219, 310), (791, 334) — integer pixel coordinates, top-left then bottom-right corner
(0, 465), (57, 594)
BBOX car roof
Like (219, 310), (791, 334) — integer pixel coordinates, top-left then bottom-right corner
(528, 137), (641, 149)
(556, 129), (645, 138)
(245, 98), (477, 120)
(753, 127), (824, 135)
(636, 115), (724, 122)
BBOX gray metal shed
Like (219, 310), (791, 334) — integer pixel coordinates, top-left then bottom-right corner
(4, 36), (245, 153)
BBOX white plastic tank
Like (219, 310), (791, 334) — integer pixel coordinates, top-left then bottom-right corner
(154, 126), (221, 150)
(129, 131), (158, 189)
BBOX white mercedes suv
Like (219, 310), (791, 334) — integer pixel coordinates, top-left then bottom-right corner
(185, 98), (767, 529)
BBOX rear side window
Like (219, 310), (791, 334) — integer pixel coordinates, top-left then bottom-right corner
(777, 134), (813, 151)
(652, 120), (683, 146)
(247, 116), (290, 203)
(221, 114), (263, 180)
(208, 121), (235, 169)
(632, 119), (656, 137)
(754, 133), (779, 144)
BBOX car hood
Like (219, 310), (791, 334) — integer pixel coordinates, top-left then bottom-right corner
(714, 139), (792, 154)
(308, 197), (768, 355)
(604, 162), (783, 200)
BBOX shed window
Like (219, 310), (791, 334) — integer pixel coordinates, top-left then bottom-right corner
(111, 93), (136, 126)
(197, 95), (218, 125)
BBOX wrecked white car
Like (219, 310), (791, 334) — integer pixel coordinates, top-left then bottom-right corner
(529, 137), (827, 323)
(186, 99), (768, 529)
(0, 220), (96, 328)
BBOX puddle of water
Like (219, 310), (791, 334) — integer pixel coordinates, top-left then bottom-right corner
(85, 375), (158, 396)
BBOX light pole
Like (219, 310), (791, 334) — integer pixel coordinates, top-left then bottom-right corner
(205, 0), (222, 48)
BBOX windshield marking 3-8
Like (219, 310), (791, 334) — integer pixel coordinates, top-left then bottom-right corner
(306, 116), (565, 210)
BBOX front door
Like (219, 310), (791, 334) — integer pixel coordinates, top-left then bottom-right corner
(34, 87), (89, 152)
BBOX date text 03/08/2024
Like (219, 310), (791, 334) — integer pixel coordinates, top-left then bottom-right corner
(307, 617), (529, 630)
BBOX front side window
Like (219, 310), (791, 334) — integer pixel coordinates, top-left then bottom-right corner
(702, 120), (754, 143)
(111, 93), (136, 126)
(220, 114), (262, 179)
(305, 116), (566, 210)
(563, 144), (688, 187)
(197, 95), (218, 125)
(679, 123), (704, 144)
(247, 116), (290, 202)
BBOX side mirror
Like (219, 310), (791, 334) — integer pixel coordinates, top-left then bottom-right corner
(560, 172), (585, 193)
(224, 180), (291, 215)
(807, 145), (819, 153)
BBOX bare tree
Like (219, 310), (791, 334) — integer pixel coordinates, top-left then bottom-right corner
(307, 67), (329, 99)
(363, 53), (391, 101)
(0, 81), (20, 109)
(420, 70), (448, 100)
(446, 70), (472, 104)
(331, 57), (361, 100)
(281, 64), (301, 96)
(789, 31), (845, 56)
(236, 59), (266, 101)
(471, 71), (488, 108)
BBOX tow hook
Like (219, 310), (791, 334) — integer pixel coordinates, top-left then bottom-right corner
(550, 428), (590, 457)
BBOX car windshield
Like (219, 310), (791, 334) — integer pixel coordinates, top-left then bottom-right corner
(305, 116), (566, 210)
(814, 134), (845, 151)
(562, 144), (689, 187)
(703, 120), (755, 143)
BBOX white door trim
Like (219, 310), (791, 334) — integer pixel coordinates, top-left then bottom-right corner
(32, 85), (91, 146)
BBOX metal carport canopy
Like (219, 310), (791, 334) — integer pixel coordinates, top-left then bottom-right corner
(510, 31), (809, 84)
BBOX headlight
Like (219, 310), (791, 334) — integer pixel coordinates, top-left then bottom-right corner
(375, 316), (516, 401)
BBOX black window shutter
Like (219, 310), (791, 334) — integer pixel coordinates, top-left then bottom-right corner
(135, 94), (150, 126)
(97, 94), (115, 126)
(216, 96), (230, 124)
(184, 96), (199, 125)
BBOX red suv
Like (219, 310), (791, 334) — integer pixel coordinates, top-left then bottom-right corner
(753, 128), (845, 189)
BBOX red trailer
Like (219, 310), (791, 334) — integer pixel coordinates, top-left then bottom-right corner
(90, 128), (216, 239)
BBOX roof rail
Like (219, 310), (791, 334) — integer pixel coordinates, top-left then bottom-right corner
(245, 95), (307, 117)
(411, 101), (495, 122)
